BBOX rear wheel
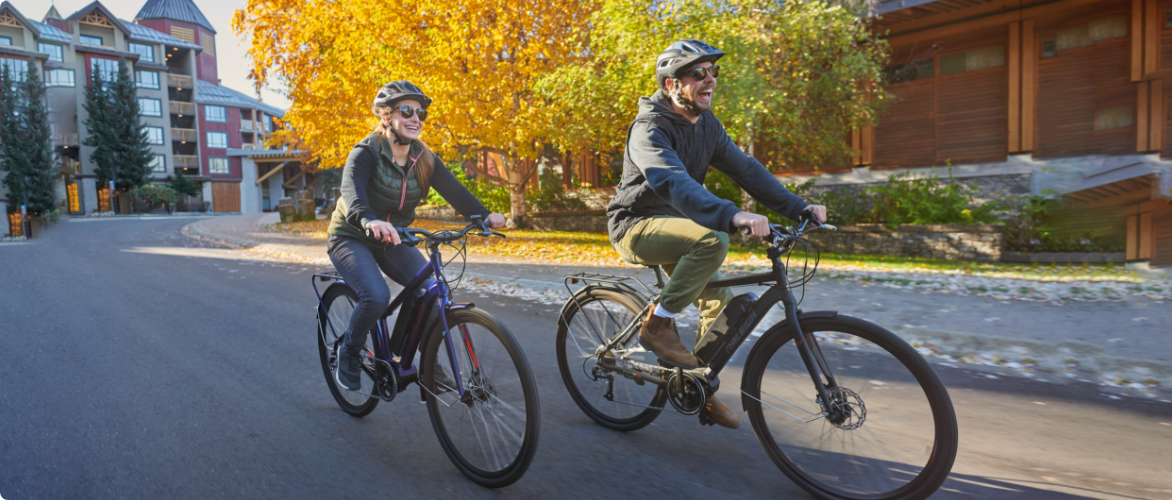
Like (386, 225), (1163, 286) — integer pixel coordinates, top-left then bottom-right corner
(741, 315), (958, 500)
(317, 284), (379, 417)
(555, 288), (666, 431)
(421, 307), (540, 488)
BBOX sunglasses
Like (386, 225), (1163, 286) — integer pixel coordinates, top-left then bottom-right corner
(681, 64), (721, 81)
(396, 105), (428, 121)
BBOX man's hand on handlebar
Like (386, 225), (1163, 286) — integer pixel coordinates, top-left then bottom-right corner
(364, 220), (401, 245)
(801, 205), (828, 225)
(732, 211), (771, 239)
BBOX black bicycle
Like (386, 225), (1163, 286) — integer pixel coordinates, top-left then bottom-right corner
(555, 220), (958, 500)
(314, 217), (540, 487)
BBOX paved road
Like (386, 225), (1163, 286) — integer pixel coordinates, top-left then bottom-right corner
(1, 218), (1170, 499)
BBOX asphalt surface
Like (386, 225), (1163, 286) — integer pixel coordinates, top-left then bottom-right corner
(1, 217), (1170, 500)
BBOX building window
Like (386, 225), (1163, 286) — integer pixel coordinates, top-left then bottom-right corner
(39, 43), (65, 62)
(939, 45), (1005, 76)
(128, 43), (154, 63)
(135, 70), (159, 89)
(264, 117), (272, 132)
(47, 69), (75, 87)
(150, 154), (166, 173)
(206, 131), (228, 149)
(884, 59), (934, 84)
(208, 157), (229, 174)
(1094, 106), (1133, 130)
(0, 36), (10, 45)
(0, 58), (28, 81)
(1056, 16), (1127, 52)
(1041, 37), (1058, 57)
(138, 97), (163, 117)
(204, 105), (226, 123)
(80, 35), (103, 45)
(145, 126), (164, 145)
(91, 58), (119, 80)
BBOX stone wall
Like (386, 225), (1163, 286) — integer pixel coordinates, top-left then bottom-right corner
(810, 224), (1004, 261)
(528, 211), (608, 233)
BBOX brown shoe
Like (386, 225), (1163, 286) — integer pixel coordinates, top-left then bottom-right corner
(638, 311), (699, 369)
(703, 394), (741, 429)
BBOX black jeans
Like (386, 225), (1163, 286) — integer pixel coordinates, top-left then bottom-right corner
(327, 235), (431, 352)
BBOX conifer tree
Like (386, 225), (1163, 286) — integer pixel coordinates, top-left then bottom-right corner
(110, 59), (153, 188)
(19, 64), (57, 214)
(170, 170), (199, 197)
(0, 65), (33, 215)
(83, 68), (118, 187)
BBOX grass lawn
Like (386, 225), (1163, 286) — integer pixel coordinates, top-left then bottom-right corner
(271, 219), (1142, 282)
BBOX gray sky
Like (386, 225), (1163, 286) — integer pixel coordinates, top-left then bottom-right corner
(15, 0), (291, 110)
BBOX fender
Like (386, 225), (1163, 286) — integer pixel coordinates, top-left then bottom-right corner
(556, 284), (647, 331)
(738, 310), (838, 411)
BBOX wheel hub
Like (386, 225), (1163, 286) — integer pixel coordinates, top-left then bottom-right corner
(817, 387), (866, 430)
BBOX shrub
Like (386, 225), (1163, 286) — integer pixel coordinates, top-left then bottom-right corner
(134, 184), (177, 213)
(1002, 194), (1122, 253)
(865, 167), (1000, 228)
(528, 166), (588, 213)
(427, 160), (511, 214)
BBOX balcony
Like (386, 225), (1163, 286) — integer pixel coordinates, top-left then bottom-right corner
(171, 128), (198, 142)
(170, 102), (196, 115)
(241, 121), (253, 131)
(167, 74), (193, 89)
(174, 155), (200, 167)
(242, 144), (256, 150)
(54, 133), (79, 147)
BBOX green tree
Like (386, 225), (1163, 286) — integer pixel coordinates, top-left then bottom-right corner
(170, 170), (199, 197)
(534, 0), (890, 172)
(0, 65), (30, 214)
(19, 64), (57, 214)
(83, 69), (118, 187)
(110, 59), (153, 188)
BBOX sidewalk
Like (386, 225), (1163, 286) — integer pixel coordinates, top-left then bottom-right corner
(186, 214), (1172, 398)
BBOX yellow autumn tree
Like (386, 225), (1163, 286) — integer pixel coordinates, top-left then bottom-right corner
(233, 0), (598, 225)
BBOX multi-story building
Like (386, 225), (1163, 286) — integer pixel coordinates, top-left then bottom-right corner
(0, 0), (307, 234)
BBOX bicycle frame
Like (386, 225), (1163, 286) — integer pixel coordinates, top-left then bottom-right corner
(564, 227), (843, 416)
(313, 240), (478, 399)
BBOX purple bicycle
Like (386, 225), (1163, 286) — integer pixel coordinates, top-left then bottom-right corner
(313, 217), (539, 487)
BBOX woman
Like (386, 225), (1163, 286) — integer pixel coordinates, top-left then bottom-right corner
(328, 81), (506, 391)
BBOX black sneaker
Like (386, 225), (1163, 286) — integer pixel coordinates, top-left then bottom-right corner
(335, 346), (362, 391)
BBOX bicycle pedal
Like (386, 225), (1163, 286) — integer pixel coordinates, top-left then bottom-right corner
(698, 411), (716, 426)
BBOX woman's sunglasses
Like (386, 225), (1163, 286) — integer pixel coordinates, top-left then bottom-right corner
(681, 65), (721, 81)
(396, 105), (428, 121)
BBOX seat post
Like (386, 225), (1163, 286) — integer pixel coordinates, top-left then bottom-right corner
(648, 266), (666, 289)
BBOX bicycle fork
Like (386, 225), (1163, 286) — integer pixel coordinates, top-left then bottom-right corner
(774, 267), (841, 419)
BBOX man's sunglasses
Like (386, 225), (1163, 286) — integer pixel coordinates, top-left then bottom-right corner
(680, 65), (721, 81)
(396, 105), (428, 121)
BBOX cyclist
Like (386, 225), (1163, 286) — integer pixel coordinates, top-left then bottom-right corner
(606, 40), (828, 428)
(328, 81), (506, 391)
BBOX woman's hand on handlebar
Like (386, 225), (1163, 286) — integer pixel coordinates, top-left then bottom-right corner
(364, 220), (401, 245)
(486, 213), (506, 230)
(802, 205), (828, 224)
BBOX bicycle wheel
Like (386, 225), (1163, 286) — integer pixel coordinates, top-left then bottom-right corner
(742, 315), (958, 500)
(421, 307), (540, 488)
(556, 287), (667, 431)
(317, 284), (379, 417)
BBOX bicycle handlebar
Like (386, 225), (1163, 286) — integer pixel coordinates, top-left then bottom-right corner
(396, 219), (505, 246)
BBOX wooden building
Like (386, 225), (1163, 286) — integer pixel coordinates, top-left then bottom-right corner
(782, 0), (1172, 266)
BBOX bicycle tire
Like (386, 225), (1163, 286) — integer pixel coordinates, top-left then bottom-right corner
(741, 315), (958, 500)
(317, 284), (379, 417)
(421, 307), (540, 488)
(556, 287), (667, 431)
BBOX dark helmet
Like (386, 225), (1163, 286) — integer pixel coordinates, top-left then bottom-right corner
(371, 80), (432, 112)
(655, 39), (725, 90)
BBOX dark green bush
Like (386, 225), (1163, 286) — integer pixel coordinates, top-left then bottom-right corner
(427, 160), (511, 214)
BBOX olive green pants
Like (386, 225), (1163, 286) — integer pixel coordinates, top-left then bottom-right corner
(613, 216), (734, 343)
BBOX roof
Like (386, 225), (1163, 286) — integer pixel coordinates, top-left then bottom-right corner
(227, 149), (305, 159)
(122, 19), (202, 50)
(30, 20), (70, 43)
(196, 79), (285, 117)
(66, 2), (131, 37)
(44, 5), (62, 20)
(876, 0), (942, 15)
(0, 1), (40, 38)
(134, 0), (215, 33)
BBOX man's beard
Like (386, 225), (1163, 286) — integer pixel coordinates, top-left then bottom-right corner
(672, 85), (713, 116)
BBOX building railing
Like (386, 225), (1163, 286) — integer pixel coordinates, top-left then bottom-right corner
(241, 120), (253, 131)
(54, 133), (79, 147)
(174, 154), (200, 167)
(242, 144), (256, 150)
(167, 74), (193, 89)
(170, 102), (196, 115)
(171, 128), (198, 142)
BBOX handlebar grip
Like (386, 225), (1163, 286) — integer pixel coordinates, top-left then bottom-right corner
(739, 226), (753, 237)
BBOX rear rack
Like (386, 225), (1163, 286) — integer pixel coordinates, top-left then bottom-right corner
(563, 271), (657, 303)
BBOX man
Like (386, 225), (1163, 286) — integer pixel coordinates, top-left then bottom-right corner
(606, 40), (828, 429)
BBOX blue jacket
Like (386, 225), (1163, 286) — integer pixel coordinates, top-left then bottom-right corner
(606, 90), (809, 243)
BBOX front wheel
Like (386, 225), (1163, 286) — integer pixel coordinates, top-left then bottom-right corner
(421, 307), (540, 488)
(741, 315), (958, 500)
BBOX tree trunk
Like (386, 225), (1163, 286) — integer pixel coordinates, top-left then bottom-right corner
(507, 184), (527, 229)
(741, 138), (757, 214)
